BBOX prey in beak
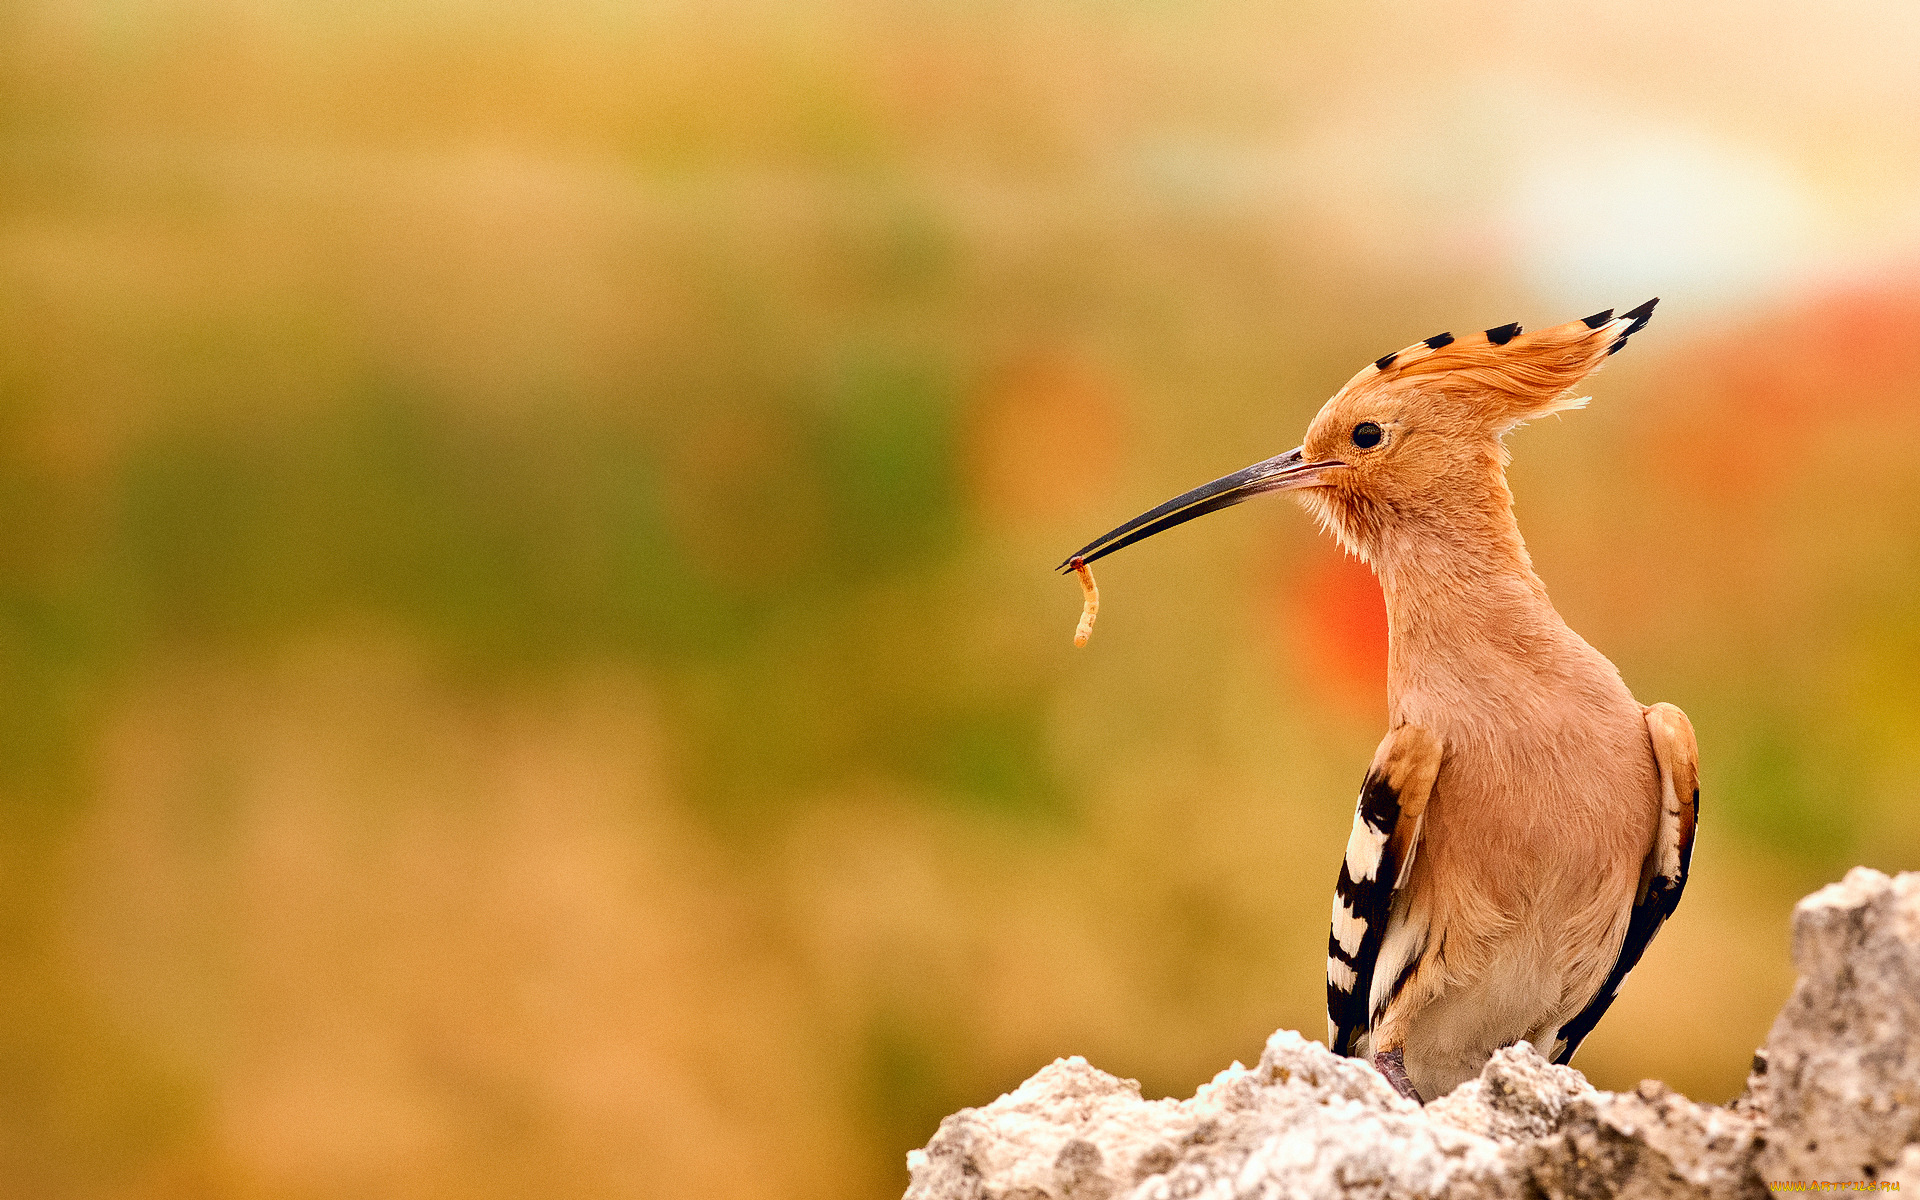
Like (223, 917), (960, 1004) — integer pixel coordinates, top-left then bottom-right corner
(1058, 446), (1343, 572)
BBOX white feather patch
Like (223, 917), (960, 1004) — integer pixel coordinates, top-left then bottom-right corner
(1655, 772), (1683, 880)
(1330, 900), (1368, 956)
(1368, 908), (1429, 1022)
(1327, 956), (1357, 992)
(1344, 807), (1389, 883)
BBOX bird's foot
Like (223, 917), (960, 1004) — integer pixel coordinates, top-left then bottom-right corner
(1372, 1048), (1424, 1104)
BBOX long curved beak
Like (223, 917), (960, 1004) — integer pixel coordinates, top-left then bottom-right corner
(1058, 446), (1341, 571)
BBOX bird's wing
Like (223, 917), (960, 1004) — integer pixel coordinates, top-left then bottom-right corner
(1550, 702), (1700, 1064)
(1327, 723), (1444, 1058)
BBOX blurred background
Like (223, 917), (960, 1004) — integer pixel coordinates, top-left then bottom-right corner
(2, 0), (1919, 1196)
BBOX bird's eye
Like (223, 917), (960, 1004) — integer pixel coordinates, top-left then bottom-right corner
(1351, 422), (1384, 449)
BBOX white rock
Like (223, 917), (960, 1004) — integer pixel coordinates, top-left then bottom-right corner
(1754, 867), (1920, 1185)
(906, 870), (1920, 1200)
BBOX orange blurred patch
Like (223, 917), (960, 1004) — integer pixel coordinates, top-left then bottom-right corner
(963, 350), (1123, 527)
(1275, 544), (1387, 716)
(1647, 280), (1920, 503)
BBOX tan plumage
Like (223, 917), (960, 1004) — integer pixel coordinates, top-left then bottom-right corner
(1063, 299), (1697, 1102)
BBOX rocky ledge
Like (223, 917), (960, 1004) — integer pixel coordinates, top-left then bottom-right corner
(905, 868), (1920, 1199)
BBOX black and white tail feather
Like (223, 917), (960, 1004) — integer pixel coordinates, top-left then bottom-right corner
(1326, 724), (1442, 1059)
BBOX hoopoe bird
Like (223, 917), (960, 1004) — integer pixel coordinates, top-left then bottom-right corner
(1061, 300), (1698, 1102)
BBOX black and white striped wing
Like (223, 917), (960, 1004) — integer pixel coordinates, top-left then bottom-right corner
(1551, 702), (1699, 1064)
(1327, 723), (1444, 1059)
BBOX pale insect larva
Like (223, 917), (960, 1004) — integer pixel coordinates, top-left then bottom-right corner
(1070, 555), (1098, 648)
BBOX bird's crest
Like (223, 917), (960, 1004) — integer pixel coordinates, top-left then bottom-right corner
(1338, 299), (1658, 432)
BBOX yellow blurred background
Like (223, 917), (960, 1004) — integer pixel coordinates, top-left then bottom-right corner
(2, 1), (1919, 1196)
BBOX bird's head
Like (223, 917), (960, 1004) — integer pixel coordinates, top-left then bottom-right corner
(1061, 300), (1656, 572)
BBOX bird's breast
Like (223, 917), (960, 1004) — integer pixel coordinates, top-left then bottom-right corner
(1411, 696), (1660, 945)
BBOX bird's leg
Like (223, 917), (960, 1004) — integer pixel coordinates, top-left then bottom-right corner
(1372, 1048), (1424, 1104)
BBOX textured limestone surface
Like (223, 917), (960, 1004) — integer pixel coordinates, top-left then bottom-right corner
(1752, 868), (1920, 1185)
(905, 870), (1920, 1199)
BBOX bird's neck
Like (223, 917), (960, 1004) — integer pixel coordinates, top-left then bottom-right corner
(1366, 481), (1578, 708)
